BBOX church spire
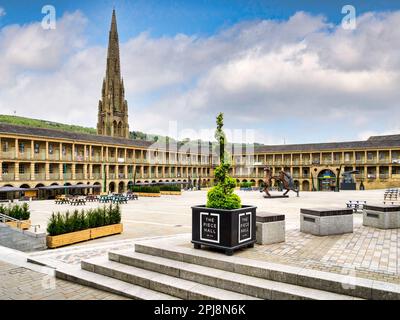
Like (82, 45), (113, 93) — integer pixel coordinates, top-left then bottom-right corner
(97, 9), (130, 139)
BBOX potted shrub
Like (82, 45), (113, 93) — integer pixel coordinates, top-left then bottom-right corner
(191, 113), (256, 256)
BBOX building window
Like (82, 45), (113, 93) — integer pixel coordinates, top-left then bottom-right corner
(34, 143), (40, 154)
(34, 164), (39, 174)
(2, 164), (8, 175)
(2, 141), (9, 152)
(49, 165), (54, 174)
(19, 143), (25, 154)
(19, 165), (25, 174)
(62, 145), (66, 156)
(49, 144), (53, 155)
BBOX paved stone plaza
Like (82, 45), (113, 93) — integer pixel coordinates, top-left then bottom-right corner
(1, 189), (399, 299)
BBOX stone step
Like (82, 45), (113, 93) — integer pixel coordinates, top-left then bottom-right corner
(81, 256), (258, 300)
(109, 250), (359, 300)
(55, 266), (179, 300)
(134, 242), (400, 300)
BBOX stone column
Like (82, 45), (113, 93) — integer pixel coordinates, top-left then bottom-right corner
(124, 165), (128, 180)
(45, 162), (50, 180)
(89, 164), (93, 180)
(59, 163), (63, 180)
(31, 141), (35, 160)
(72, 164), (76, 180)
(84, 164), (88, 180)
(15, 138), (19, 159)
(45, 141), (49, 160)
(59, 143), (63, 161)
(15, 162), (19, 181)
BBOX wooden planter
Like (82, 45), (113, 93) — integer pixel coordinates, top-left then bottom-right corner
(47, 229), (91, 249)
(6, 220), (31, 230)
(136, 192), (161, 197)
(90, 223), (123, 240)
(160, 191), (182, 195)
(46, 224), (123, 249)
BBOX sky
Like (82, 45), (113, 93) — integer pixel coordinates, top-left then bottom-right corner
(1, 0), (400, 145)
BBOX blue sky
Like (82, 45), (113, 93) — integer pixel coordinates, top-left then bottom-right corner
(2, 0), (400, 41)
(1, 1), (400, 145)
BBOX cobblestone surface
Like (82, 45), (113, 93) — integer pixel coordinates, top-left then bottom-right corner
(1, 189), (399, 299)
(229, 226), (399, 284)
(0, 260), (128, 300)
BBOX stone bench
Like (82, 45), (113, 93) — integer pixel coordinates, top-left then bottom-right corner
(300, 208), (353, 236)
(363, 204), (400, 229)
(256, 212), (285, 245)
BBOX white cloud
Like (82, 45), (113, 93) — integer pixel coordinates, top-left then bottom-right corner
(1, 10), (400, 144)
(0, 7), (5, 18)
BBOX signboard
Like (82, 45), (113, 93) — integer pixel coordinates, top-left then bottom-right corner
(238, 212), (252, 243)
(200, 212), (220, 243)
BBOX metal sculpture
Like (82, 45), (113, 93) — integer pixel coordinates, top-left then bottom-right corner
(261, 167), (299, 197)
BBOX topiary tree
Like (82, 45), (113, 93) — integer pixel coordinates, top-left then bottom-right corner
(206, 113), (242, 210)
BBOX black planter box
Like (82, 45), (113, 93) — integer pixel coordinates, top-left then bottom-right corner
(191, 205), (257, 256)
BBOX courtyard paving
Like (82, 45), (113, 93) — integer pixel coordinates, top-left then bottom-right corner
(1, 189), (399, 299)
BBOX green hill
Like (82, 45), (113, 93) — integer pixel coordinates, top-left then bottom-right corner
(0, 114), (264, 148)
(0, 115), (97, 135)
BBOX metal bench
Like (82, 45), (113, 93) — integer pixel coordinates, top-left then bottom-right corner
(70, 198), (86, 206)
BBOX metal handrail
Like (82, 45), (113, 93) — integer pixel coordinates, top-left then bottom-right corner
(0, 213), (41, 232)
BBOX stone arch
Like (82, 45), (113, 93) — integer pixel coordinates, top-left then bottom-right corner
(113, 120), (118, 136)
(127, 181), (134, 191)
(20, 184), (31, 189)
(118, 181), (125, 193)
(302, 180), (310, 191)
(93, 182), (101, 195)
(109, 182), (116, 193)
(317, 169), (336, 191)
(118, 121), (123, 137)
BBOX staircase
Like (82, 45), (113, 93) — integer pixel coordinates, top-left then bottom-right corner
(53, 236), (400, 300)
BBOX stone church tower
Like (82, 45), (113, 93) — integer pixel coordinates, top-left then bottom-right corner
(97, 9), (130, 139)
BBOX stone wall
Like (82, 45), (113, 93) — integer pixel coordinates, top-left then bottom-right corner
(0, 223), (46, 252)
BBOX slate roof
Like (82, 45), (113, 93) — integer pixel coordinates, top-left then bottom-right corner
(253, 137), (400, 153)
(1, 122), (400, 154)
(0, 123), (153, 148)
